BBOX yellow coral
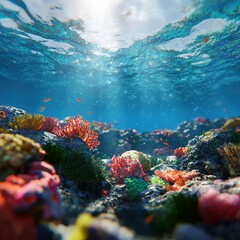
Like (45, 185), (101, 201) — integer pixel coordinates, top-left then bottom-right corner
(221, 118), (240, 130)
(68, 213), (93, 240)
(8, 114), (45, 130)
(0, 133), (45, 180)
(121, 150), (151, 172)
(0, 128), (12, 134)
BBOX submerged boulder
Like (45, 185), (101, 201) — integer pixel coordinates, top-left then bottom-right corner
(180, 130), (237, 179)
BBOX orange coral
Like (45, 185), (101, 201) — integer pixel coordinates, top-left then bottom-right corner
(174, 147), (187, 158)
(154, 169), (198, 191)
(53, 116), (99, 149)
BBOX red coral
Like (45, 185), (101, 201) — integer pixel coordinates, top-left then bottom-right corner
(198, 188), (240, 224)
(174, 147), (187, 158)
(154, 169), (198, 191)
(40, 116), (59, 133)
(108, 156), (149, 184)
(53, 116), (99, 149)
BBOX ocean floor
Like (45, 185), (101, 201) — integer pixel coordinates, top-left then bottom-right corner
(0, 105), (240, 240)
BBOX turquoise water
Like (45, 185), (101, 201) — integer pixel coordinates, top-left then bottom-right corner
(0, 0), (240, 131)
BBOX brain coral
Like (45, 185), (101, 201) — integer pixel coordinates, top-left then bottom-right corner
(121, 150), (151, 172)
(0, 133), (45, 180)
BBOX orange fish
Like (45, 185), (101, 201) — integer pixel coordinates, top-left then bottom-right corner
(44, 98), (51, 102)
(40, 106), (45, 112)
(203, 36), (209, 43)
(76, 98), (81, 102)
(144, 216), (152, 224)
(0, 111), (6, 119)
(217, 102), (221, 105)
(163, 142), (169, 146)
(87, 111), (92, 115)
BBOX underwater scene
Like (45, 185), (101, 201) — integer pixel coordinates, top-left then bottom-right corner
(0, 0), (240, 239)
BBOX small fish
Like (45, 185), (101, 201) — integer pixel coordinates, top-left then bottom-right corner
(0, 111), (6, 119)
(217, 102), (221, 105)
(44, 98), (51, 102)
(87, 111), (92, 115)
(144, 216), (152, 224)
(202, 36), (209, 43)
(76, 98), (81, 102)
(163, 142), (169, 146)
(40, 106), (45, 112)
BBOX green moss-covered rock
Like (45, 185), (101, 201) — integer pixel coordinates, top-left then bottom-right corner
(149, 192), (198, 235)
(60, 149), (107, 191)
(121, 150), (151, 172)
(42, 143), (65, 168)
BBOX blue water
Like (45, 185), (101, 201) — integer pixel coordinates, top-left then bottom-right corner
(1, 0), (240, 131)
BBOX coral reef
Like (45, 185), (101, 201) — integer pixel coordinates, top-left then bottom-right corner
(1, 107), (240, 240)
(8, 114), (45, 130)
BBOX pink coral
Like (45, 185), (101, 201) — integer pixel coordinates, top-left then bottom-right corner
(154, 169), (198, 191)
(108, 156), (149, 184)
(40, 116), (59, 133)
(53, 116), (100, 149)
(198, 188), (240, 224)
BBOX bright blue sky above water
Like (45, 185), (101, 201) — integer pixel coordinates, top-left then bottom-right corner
(0, 0), (240, 131)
